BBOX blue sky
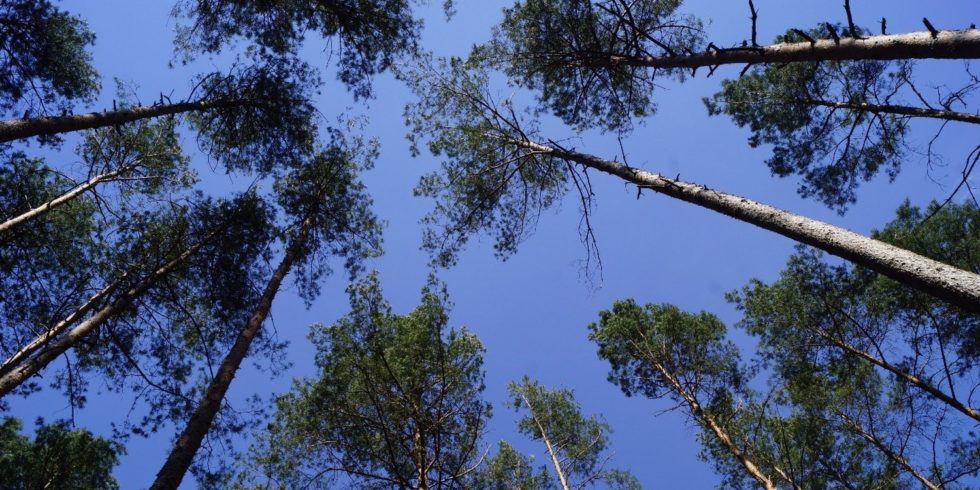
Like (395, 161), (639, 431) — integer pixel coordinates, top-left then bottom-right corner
(7, 0), (980, 488)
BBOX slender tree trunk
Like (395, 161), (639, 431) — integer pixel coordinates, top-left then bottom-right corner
(0, 163), (139, 234)
(515, 139), (980, 313)
(149, 216), (313, 490)
(815, 327), (980, 422)
(414, 429), (429, 490)
(0, 235), (210, 398)
(602, 29), (980, 70)
(0, 98), (245, 144)
(0, 274), (126, 377)
(800, 99), (980, 124)
(520, 392), (571, 490)
(839, 414), (941, 490)
(650, 361), (780, 490)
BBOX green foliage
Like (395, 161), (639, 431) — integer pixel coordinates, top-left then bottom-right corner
(476, 0), (702, 131)
(704, 27), (909, 211)
(508, 377), (640, 490)
(0, 0), (99, 118)
(174, 0), (450, 99)
(0, 417), (123, 489)
(404, 57), (569, 267)
(242, 273), (490, 489)
(475, 441), (552, 490)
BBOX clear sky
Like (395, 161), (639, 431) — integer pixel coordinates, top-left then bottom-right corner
(7, 1), (980, 488)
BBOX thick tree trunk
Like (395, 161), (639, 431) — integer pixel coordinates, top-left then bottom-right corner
(149, 216), (313, 490)
(519, 392), (572, 490)
(650, 362), (780, 490)
(0, 275), (125, 377)
(0, 98), (244, 143)
(0, 163), (139, 234)
(516, 139), (980, 313)
(815, 327), (980, 422)
(0, 235), (210, 398)
(604, 29), (980, 69)
(801, 99), (980, 124)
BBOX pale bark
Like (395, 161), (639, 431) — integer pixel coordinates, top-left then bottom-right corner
(801, 99), (980, 124)
(0, 98), (244, 143)
(839, 414), (941, 490)
(650, 361), (780, 490)
(815, 327), (980, 422)
(600, 29), (980, 69)
(515, 139), (980, 313)
(0, 235), (209, 398)
(149, 216), (313, 490)
(0, 163), (139, 234)
(520, 392), (571, 490)
(0, 275), (125, 377)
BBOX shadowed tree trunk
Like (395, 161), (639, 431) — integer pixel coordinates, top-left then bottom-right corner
(799, 99), (980, 124)
(149, 215), (313, 490)
(514, 138), (980, 313)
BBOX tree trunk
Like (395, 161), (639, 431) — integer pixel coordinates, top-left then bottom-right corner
(650, 361), (781, 490)
(0, 162), (139, 234)
(604, 29), (980, 70)
(520, 392), (571, 490)
(800, 99), (980, 124)
(0, 275), (126, 377)
(149, 216), (313, 490)
(839, 414), (941, 490)
(0, 234), (211, 398)
(0, 98), (244, 144)
(515, 139), (980, 313)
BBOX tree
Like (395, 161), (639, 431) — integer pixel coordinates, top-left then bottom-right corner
(507, 377), (639, 490)
(403, 59), (980, 313)
(0, 416), (123, 489)
(152, 135), (383, 489)
(238, 273), (490, 490)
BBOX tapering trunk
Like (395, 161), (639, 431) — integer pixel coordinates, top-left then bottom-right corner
(650, 361), (781, 490)
(800, 99), (980, 124)
(839, 414), (941, 490)
(0, 275), (126, 377)
(0, 98), (244, 144)
(815, 328), (980, 422)
(0, 163), (139, 234)
(149, 216), (313, 490)
(601, 29), (980, 70)
(520, 393), (571, 490)
(0, 235), (210, 398)
(516, 139), (980, 313)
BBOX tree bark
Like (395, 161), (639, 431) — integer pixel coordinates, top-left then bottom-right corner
(0, 163), (139, 234)
(0, 234), (211, 398)
(0, 98), (244, 144)
(515, 139), (980, 313)
(650, 361), (780, 490)
(800, 99), (980, 124)
(149, 216), (313, 490)
(839, 414), (941, 490)
(519, 392), (572, 490)
(600, 29), (980, 69)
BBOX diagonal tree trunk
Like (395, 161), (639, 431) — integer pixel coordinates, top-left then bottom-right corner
(0, 231), (215, 398)
(0, 97), (245, 144)
(519, 392), (572, 490)
(799, 99), (980, 124)
(513, 138), (980, 313)
(598, 30), (980, 70)
(0, 162), (140, 234)
(149, 215), (314, 490)
(839, 414), (941, 490)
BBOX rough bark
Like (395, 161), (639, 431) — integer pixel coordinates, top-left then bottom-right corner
(149, 216), (313, 490)
(0, 98), (244, 143)
(650, 361), (780, 490)
(0, 163), (139, 234)
(0, 235), (210, 398)
(603, 29), (980, 69)
(516, 139), (980, 313)
(520, 392), (571, 490)
(815, 328), (980, 422)
(801, 99), (980, 124)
